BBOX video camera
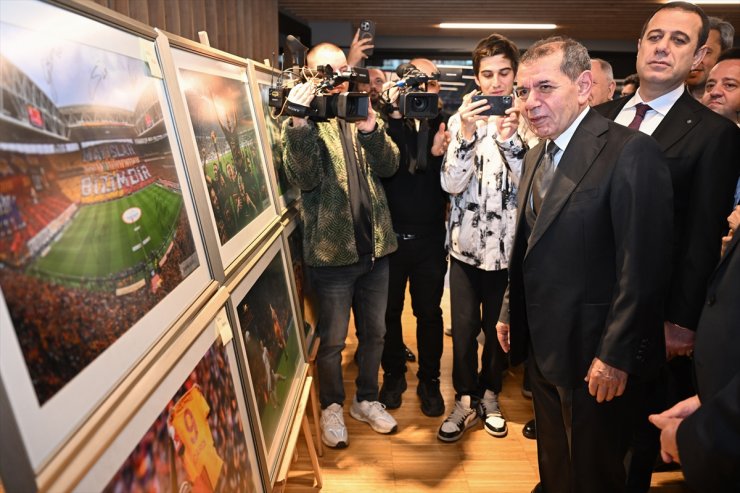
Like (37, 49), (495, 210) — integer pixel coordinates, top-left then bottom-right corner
(386, 63), (440, 119)
(268, 36), (371, 122)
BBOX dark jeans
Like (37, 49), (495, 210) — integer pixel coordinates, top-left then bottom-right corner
(382, 233), (446, 381)
(529, 350), (641, 493)
(449, 256), (508, 398)
(310, 255), (389, 408)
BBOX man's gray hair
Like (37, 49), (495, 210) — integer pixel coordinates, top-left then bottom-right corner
(709, 16), (735, 52)
(521, 36), (591, 82)
(591, 58), (614, 83)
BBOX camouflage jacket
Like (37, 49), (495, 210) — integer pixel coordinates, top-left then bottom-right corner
(282, 118), (399, 267)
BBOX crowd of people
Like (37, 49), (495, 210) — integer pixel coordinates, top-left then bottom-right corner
(281, 2), (739, 491)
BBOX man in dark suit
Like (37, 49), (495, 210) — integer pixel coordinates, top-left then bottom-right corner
(594, 3), (740, 489)
(649, 218), (740, 492)
(496, 36), (673, 493)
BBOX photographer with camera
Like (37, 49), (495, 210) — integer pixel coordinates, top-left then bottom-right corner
(281, 42), (400, 449)
(438, 34), (531, 443)
(377, 58), (451, 418)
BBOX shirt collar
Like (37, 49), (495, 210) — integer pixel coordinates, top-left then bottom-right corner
(623, 84), (685, 117)
(553, 106), (590, 153)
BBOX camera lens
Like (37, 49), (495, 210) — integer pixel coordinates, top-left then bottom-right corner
(411, 95), (429, 112)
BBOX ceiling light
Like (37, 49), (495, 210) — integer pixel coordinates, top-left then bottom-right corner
(439, 22), (557, 30)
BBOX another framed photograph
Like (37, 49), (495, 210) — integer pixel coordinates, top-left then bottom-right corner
(283, 213), (318, 351)
(246, 60), (298, 211)
(0, 0), (212, 471)
(75, 307), (266, 493)
(228, 235), (306, 483)
(161, 38), (277, 271)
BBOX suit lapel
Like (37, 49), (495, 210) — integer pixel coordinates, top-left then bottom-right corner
(525, 110), (608, 258)
(710, 233), (740, 282)
(518, 143), (546, 212)
(651, 91), (702, 151)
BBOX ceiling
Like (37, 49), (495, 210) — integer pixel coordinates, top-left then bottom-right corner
(278, 1), (740, 43)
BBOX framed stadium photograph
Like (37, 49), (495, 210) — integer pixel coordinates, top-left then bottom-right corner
(227, 234), (307, 483)
(74, 306), (266, 493)
(245, 60), (299, 212)
(282, 212), (318, 353)
(159, 37), (277, 273)
(0, 0), (212, 472)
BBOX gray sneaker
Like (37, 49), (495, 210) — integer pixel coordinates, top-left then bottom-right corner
(320, 403), (349, 448)
(437, 395), (479, 442)
(480, 389), (507, 437)
(350, 398), (398, 434)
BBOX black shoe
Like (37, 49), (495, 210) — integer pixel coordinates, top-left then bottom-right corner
(531, 483), (543, 493)
(417, 378), (445, 417)
(522, 418), (536, 440)
(379, 372), (407, 409)
(404, 345), (416, 363)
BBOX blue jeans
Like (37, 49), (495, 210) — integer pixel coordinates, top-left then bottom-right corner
(310, 255), (389, 408)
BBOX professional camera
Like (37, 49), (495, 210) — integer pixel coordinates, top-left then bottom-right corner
(387, 63), (440, 119)
(268, 36), (371, 122)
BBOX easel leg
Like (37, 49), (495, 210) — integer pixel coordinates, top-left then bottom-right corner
(302, 414), (323, 489)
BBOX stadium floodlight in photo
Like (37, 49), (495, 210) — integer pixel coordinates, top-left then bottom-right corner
(246, 60), (300, 212)
(228, 237), (306, 482)
(0, 0), (211, 472)
(76, 311), (266, 493)
(167, 47), (277, 270)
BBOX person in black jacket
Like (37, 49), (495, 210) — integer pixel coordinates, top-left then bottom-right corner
(378, 57), (451, 417)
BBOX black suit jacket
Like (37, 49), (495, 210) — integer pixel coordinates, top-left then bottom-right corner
(595, 91), (740, 330)
(507, 109), (673, 388)
(676, 233), (740, 492)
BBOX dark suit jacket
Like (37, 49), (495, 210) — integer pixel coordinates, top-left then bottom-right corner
(507, 109), (673, 388)
(595, 91), (740, 330)
(676, 233), (740, 492)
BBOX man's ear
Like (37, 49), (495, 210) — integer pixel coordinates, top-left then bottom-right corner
(577, 70), (593, 104)
(692, 45), (708, 70)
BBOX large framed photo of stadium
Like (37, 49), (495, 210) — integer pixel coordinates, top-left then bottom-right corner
(74, 305), (266, 493)
(227, 233), (307, 484)
(0, 0), (213, 474)
(282, 212), (319, 353)
(158, 35), (277, 274)
(245, 60), (299, 212)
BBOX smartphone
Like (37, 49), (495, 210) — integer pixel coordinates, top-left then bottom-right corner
(359, 20), (375, 56)
(471, 95), (513, 116)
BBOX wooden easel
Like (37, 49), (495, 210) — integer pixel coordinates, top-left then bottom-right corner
(272, 376), (322, 492)
(306, 337), (323, 457)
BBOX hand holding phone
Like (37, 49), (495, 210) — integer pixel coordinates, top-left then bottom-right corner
(471, 95), (513, 116)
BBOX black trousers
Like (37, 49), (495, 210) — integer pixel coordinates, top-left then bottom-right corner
(449, 256), (508, 398)
(381, 233), (446, 381)
(529, 349), (642, 493)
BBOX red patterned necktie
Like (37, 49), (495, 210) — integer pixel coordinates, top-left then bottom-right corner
(628, 103), (652, 130)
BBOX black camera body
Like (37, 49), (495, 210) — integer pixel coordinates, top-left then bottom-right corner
(389, 64), (440, 119)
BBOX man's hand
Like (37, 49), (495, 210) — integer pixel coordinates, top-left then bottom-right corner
(347, 29), (374, 67)
(584, 357), (627, 403)
(495, 321), (510, 353)
(458, 91), (492, 141)
(648, 414), (684, 464)
(430, 123), (451, 156)
(355, 97), (377, 133)
(287, 82), (315, 127)
(494, 106), (521, 141)
(664, 321), (695, 360)
(657, 394), (701, 420)
(728, 205), (740, 232)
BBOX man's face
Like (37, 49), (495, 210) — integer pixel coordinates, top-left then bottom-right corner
(411, 59), (440, 94)
(620, 83), (638, 98)
(636, 8), (706, 96)
(516, 51), (591, 140)
(588, 61), (615, 106)
(686, 29), (723, 88)
(474, 54), (515, 96)
(314, 48), (349, 94)
(702, 59), (740, 122)
(368, 68), (386, 102)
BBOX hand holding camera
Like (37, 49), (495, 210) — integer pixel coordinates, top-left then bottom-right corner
(287, 82), (316, 126)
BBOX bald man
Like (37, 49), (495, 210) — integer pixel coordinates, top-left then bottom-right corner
(589, 58), (617, 106)
(282, 42), (400, 449)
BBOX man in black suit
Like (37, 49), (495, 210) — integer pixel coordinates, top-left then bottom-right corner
(649, 215), (740, 492)
(594, 3), (740, 489)
(496, 36), (673, 493)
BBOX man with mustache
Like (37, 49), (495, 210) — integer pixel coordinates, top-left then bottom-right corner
(685, 16), (735, 100)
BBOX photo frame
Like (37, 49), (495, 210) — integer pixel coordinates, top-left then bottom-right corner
(245, 60), (299, 212)
(282, 211), (319, 353)
(226, 232), (307, 484)
(0, 0), (212, 471)
(157, 34), (278, 275)
(74, 305), (266, 493)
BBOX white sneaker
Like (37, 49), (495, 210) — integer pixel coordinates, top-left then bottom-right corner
(349, 398), (398, 434)
(320, 403), (349, 448)
(480, 389), (508, 437)
(444, 326), (452, 337)
(437, 395), (479, 442)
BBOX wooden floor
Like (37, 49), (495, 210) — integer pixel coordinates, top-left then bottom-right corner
(284, 283), (689, 493)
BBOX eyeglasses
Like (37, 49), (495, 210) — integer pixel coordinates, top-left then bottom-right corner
(514, 83), (557, 101)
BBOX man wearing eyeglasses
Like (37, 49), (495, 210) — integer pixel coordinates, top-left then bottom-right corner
(496, 36), (673, 493)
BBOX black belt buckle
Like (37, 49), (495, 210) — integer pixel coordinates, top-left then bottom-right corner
(397, 233), (417, 241)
